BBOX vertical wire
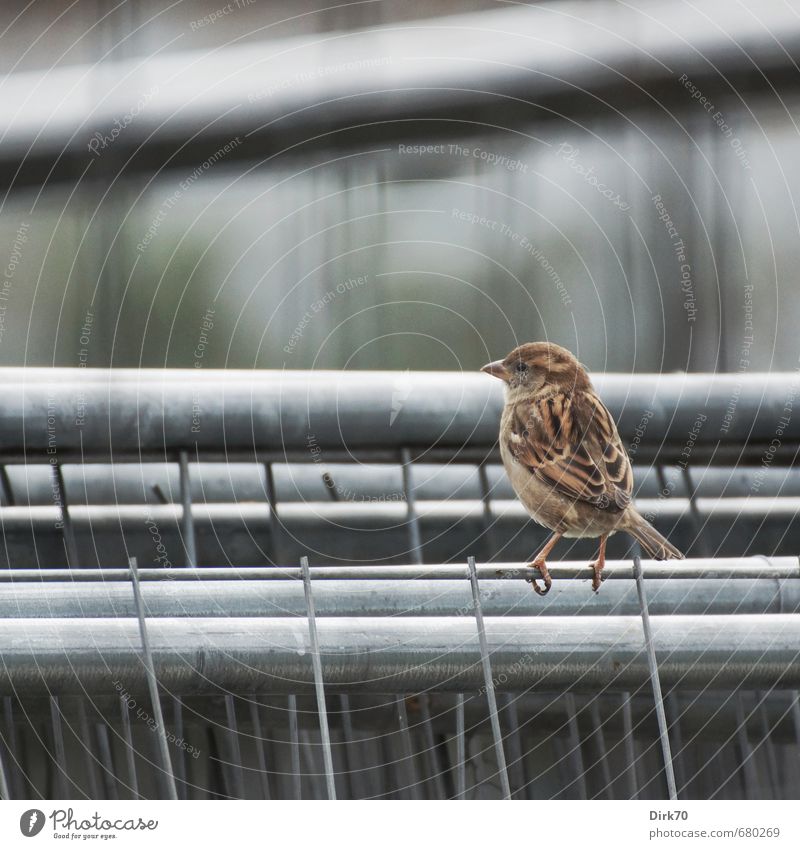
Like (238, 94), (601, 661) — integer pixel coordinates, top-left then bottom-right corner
(395, 695), (419, 800)
(400, 447), (422, 564)
(178, 451), (197, 568)
(54, 463), (79, 568)
(49, 697), (68, 798)
(249, 697), (272, 800)
(300, 556), (336, 799)
(455, 694), (466, 799)
(633, 553), (677, 800)
(564, 693), (587, 799)
(128, 557), (178, 799)
(621, 692), (639, 799)
(119, 693), (139, 798)
(467, 555), (511, 799)
(223, 695), (245, 799)
(287, 694), (302, 799)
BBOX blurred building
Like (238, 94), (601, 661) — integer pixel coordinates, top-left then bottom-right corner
(0, 0), (798, 373)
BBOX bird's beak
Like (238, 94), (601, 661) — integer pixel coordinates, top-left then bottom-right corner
(481, 360), (509, 381)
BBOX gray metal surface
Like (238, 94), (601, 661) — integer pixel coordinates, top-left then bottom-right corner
(0, 572), (796, 618)
(0, 368), (796, 460)
(0, 614), (798, 696)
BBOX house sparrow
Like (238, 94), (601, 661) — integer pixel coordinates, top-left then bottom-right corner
(482, 342), (683, 594)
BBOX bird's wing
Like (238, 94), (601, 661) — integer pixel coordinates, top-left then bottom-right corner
(506, 391), (633, 511)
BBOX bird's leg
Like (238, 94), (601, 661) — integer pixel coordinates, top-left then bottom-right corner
(590, 535), (608, 592)
(527, 532), (562, 596)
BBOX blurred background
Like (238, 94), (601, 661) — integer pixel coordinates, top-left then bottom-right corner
(1, 0), (798, 373)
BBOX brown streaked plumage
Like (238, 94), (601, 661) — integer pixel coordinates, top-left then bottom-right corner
(482, 342), (683, 595)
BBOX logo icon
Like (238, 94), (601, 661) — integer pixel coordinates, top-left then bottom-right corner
(20, 809), (45, 837)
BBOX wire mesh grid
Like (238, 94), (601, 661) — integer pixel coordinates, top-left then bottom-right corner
(0, 370), (797, 800)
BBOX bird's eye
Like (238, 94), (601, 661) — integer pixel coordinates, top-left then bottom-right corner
(515, 362), (528, 373)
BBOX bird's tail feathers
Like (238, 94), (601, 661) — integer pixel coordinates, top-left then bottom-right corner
(624, 511), (684, 560)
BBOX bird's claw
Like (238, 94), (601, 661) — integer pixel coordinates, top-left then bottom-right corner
(526, 561), (552, 596)
(591, 561), (603, 593)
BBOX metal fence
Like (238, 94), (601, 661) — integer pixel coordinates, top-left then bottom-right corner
(0, 368), (798, 799)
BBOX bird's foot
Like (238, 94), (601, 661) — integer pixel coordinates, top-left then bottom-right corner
(590, 559), (604, 593)
(526, 559), (552, 596)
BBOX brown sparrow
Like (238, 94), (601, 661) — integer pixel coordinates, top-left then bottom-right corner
(482, 342), (683, 594)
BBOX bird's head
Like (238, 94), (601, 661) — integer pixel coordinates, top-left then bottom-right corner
(481, 342), (591, 394)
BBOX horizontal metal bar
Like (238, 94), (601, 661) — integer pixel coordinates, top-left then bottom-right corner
(0, 557), (793, 583)
(0, 573), (797, 618)
(15, 462), (800, 507)
(0, 369), (795, 459)
(1, 614), (798, 696)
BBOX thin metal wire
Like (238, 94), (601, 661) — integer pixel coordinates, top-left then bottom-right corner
(0, 465), (14, 506)
(681, 466), (710, 557)
(395, 695), (419, 800)
(477, 462), (497, 562)
(178, 451), (197, 568)
(171, 697), (186, 799)
(419, 694), (445, 799)
(248, 697), (271, 800)
(2, 698), (19, 799)
(49, 697), (68, 798)
(118, 692), (138, 799)
(223, 695), (245, 799)
(401, 447), (422, 564)
(756, 691), (781, 799)
(621, 692), (639, 799)
(467, 555), (511, 799)
(665, 693), (687, 799)
(501, 693), (526, 799)
(633, 554), (677, 800)
(263, 462), (283, 564)
(287, 694), (301, 799)
(338, 694), (360, 799)
(735, 694), (759, 798)
(128, 557), (178, 800)
(589, 698), (614, 799)
(0, 732), (9, 799)
(54, 463), (80, 568)
(77, 700), (100, 798)
(300, 556), (336, 799)
(454, 693), (466, 799)
(95, 724), (118, 800)
(564, 693), (587, 799)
